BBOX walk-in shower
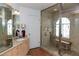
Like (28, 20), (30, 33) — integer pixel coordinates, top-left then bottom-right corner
(41, 3), (79, 56)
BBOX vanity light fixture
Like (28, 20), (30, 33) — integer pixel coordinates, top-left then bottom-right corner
(12, 9), (20, 15)
(14, 10), (20, 15)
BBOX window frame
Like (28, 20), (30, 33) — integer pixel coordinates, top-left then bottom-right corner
(56, 17), (70, 39)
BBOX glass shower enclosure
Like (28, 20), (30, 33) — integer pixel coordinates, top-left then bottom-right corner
(41, 3), (79, 56)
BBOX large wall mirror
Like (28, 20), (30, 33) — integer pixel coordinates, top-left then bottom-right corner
(0, 4), (13, 53)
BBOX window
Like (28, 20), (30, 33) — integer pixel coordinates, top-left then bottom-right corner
(56, 17), (70, 39)
(7, 19), (12, 35)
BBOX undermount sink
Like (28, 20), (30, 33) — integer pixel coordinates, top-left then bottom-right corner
(16, 38), (24, 41)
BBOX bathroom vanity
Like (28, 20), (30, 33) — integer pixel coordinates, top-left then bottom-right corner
(0, 37), (29, 56)
(0, 4), (29, 56)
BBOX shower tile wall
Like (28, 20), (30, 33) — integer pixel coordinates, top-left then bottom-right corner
(41, 11), (53, 48)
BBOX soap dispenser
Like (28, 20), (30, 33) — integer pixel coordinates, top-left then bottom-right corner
(16, 25), (20, 37)
(21, 26), (26, 37)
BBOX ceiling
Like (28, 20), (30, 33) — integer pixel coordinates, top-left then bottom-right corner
(12, 3), (55, 10)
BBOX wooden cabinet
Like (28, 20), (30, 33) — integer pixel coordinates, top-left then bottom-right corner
(17, 44), (22, 56)
(22, 39), (29, 55)
(2, 50), (12, 56)
(1, 39), (29, 56)
(11, 47), (18, 56)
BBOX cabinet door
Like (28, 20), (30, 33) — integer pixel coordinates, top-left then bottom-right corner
(1, 39), (29, 56)
(23, 40), (29, 55)
(17, 44), (21, 56)
(18, 40), (29, 56)
(21, 42), (25, 56)
(22, 41), (27, 55)
(11, 47), (18, 56)
(26, 39), (29, 53)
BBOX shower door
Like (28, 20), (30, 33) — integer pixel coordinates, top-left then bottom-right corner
(41, 4), (61, 54)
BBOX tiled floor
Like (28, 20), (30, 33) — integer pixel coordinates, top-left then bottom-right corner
(42, 46), (59, 56)
(42, 46), (79, 56)
(27, 48), (53, 56)
(27, 46), (79, 56)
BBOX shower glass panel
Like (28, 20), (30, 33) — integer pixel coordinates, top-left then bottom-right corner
(41, 4), (60, 55)
(60, 3), (79, 55)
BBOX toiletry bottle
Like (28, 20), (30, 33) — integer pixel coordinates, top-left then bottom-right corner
(16, 26), (20, 37)
(22, 27), (25, 37)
